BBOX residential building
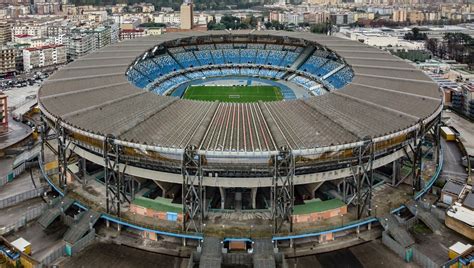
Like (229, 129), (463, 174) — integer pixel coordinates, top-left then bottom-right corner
(23, 44), (66, 72)
(0, 46), (17, 75)
(0, 93), (7, 133)
(0, 21), (11, 45)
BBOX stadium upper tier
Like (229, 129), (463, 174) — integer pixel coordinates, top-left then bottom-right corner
(38, 31), (443, 158)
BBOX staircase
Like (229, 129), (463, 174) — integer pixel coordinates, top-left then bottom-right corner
(38, 197), (74, 229)
(379, 215), (415, 248)
(406, 202), (443, 234)
(63, 210), (101, 244)
(253, 239), (275, 268)
(200, 237), (222, 268)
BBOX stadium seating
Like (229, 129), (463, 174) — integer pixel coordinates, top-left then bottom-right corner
(325, 66), (353, 89)
(299, 56), (328, 75)
(155, 54), (181, 74)
(211, 50), (225, 64)
(151, 74), (189, 95)
(127, 67), (149, 88)
(280, 52), (299, 67)
(216, 43), (233, 49)
(223, 49), (240, 63)
(266, 50), (285, 66)
(168, 46), (186, 53)
(256, 50), (270, 64)
(172, 51), (200, 68)
(247, 43), (265, 49)
(240, 68), (259, 76)
(198, 44), (215, 50)
(194, 50), (214, 65)
(291, 75), (319, 90)
(128, 43), (353, 94)
(240, 49), (257, 64)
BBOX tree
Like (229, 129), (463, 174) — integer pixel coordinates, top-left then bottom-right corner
(404, 27), (427, 41)
(425, 38), (438, 56)
(310, 23), (329, 34)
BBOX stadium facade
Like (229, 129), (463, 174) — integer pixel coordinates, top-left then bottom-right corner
(38, 30), (443, 234)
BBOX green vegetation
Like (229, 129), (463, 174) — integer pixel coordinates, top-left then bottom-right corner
(310, 23), (330, 34)
(207, 15), (261, 30)
(132, 196), (182, 213)
(293, 199), (345, 215)
(183, 85), (283, 103)
(404, 27), (427, 41)
(391, 50), (431, 62)
(138, 22), (166, 28)
(425, 32), (474, 69)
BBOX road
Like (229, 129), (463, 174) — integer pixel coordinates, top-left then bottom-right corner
(440, 138), (468, 182)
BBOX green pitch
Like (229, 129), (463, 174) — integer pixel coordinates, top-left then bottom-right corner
(182, 85), (283, 103)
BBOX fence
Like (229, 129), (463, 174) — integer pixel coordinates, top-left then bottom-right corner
(0, 186), (48, 209)
(0, 162), (26, 187)
(0, 203), (47, 235)
(67, 229), (96, 256)
(412, 247), (439, 268)
(40, 243), (66, 267)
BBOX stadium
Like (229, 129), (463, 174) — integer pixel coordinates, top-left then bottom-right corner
(37, 30), (443, 245)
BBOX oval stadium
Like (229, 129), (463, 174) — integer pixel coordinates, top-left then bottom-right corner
(37, 30), (443, 249)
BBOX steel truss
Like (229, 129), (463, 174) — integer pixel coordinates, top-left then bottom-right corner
(182, 145), (204, 233)
(350, 138), (375, 220)
(40, 115), (75, 193)
(271, 149), (295, 234)
(103, 135), (130, 217)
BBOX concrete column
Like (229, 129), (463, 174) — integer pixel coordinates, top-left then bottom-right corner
(250, 188), (257, 209)
(392, 159), (401, 186)
(304, 182), (324, 199)
(106, 219), (110, 228)
(219, 187), (225, 209)
(117, 223), (121, 232)
(153, 181), (172, 198)
(80, 157), (87, 185)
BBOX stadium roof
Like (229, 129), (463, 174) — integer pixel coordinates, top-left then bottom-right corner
(38, 30), (443, 157)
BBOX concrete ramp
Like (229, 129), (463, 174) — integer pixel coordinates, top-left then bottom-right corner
(379, 215), (415, 248)
(63, 210), (100, 244)
(38, 197), (74, 229)
(200, 237), (222, 268)
(406, 203), (443, 234)
(253, 239), (275, 268)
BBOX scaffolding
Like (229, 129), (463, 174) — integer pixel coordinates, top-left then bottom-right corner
(40, 116), (74, 193)
(182, 145), (204, 233)
(103, 135), (130, 217)
(351, 138), (375, 220)
(271, 148), (294, 234)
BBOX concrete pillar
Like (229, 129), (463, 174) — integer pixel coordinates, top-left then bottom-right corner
(80, 157), (87, 185)
(392, 159), (401, 186)
(304, 182), (324, 199)
(250, 188), (257, 209)
(153, 181), (172, 198)
(117, 223), (121, 232)
(368, 222), (371, 230)
(219, 187), (225, 209)
(356, 226), (360, 234)
(106, 219), (110, 228)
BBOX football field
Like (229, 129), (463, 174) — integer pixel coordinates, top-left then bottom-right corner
(182, 85), (283, 103)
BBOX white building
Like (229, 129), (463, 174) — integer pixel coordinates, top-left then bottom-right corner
(23, 44), (66, 72)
